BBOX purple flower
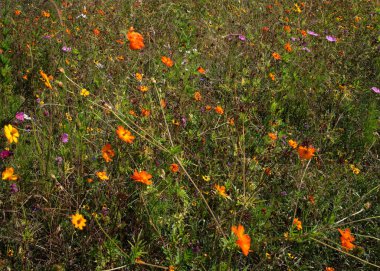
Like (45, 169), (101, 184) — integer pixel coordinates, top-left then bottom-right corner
(371, 87), (380, 94)
(238, 35), (246, 41)
(280, 191), (287, 196)
(181, 116), (187, 127)
(307, 30), (319, 36)
(62, 46), (72, 52)
(43, 35), (51, 39)
(326, 35), (337, 42)
(302, 47), (311, 52)
(55, 156), (63, 164)
(60, 133), (69, 143)
(0, 150), (13, 159)
(10, 183), (19, 193)
(291, 37), (299, 42)
(15, 112), (25, 122)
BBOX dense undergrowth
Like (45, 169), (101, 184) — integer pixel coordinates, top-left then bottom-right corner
(0, 0), (379, 270)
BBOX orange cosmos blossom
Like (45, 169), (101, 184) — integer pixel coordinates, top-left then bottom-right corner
(231, 224), (251, 256)
(197, 66), (206, 74)
(161, 56), (174, 67)
(325, 267), (335, 271)
(272, 52), (281, 60)
(169, 163), (179, 173)
(96, 171), (109, 181)
(214, 184), (228, 198)
(288, 139), (298, 149)
(338, 228), (356, 251)
(127, 27), (144, 50)
(131, 170), (153, 185)
(284, 42), (292, 52)
(102, 143), (115, 162)
(293, 218), (302, 230)
(268, 132), (277, 141)
(194, 91), (202, 101)
(297, 145), (316, 160)
(2, 167), (18, 181)
(116, 126), (135, 143)
(39, 70), (52, 89)
(215, 106), (224, 115)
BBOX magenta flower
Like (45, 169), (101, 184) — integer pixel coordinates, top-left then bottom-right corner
(15, 112), (25, 122)
(302, 47), (311, 52)
(0, 150), (13, 159)
(371, 87), (380, 94)
(307, 30), (319, 36)
(61, 133), (69, 143)
(326, 35), (337, 42)
(238, 35), (246, 41)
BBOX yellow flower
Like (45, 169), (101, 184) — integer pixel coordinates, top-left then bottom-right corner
(202, 175), (210, 182)
(288, 139), (298, 149)
(96, 171), (109, 181)
(71, 213), (86, 230)
(135, 73), (143, 81)
(4, 124), (19, 144)
(80, 88), (90, 97)
(350, 164), (360, 175)
(138, 85), (149, 92)
(2, 167), (18, 181)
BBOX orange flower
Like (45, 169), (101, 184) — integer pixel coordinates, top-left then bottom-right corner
(96, 171), (109, 181)
(14, 10), (21, 16)
(116, 39), (124, 45)
(135, 73), (143, 81)
(160, 99), (167, 108)
(284, 25), (291, 33)
(102, 143), (115, 163)
(215, 106), (224, 115)
(205, 105), (212, 111)
(141, 108), (151, 117)
(2, 167), (18, 181)
(288, 139), (298, 149)
(71, 213), (86, 230)
(300, 29), (307, 36)
(93, 28), (100, 36)
(262, 26), (270, 32)
(194, 91), (202, 101)
(228, 117), (235, 126)
(338, 228), (356, 251)
(197, 66), (206, 74)
(39, 70), (52, 89)
(169, 163), (179, 173)
(214, 184), (228, 198)
(127, 27), (144, 50)
(272, 52), (281, 60)
(131, 170), (153, 185)
(42, 10), (50, 17)
(284, 42), (292, 52)
(231, 224), (251, 256)
(268, 132), (277, 141)
(161, 56), (174, 67)
(293, 218), (302, 230)
(138, 85), (149, 92)
(116, 126), (135, 143)
(308, 195), (315, 205)
(269, 72), (275, 81)
(297, 145), (315, 160)
(325, 267), (335, 271)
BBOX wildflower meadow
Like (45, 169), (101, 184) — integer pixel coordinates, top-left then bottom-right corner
(1, 0), (379, 270)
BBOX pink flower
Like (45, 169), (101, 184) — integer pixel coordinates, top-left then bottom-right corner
(61, 133), (69, 143)
(307, 30), (319, 36)
(326, 35), (337, 42)
(371, 87), (380, 94)
(15, 112), (25, 121)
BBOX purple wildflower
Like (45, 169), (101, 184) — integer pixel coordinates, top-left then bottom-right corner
(0, 150), (13, 159)
(371, 87), (380, 94)
(238, 35), (246, 41)
(326, 35), (337, 42)
(302, 47), (311, 52)
(55, 156), (63, 164)
(62, 46), (72, 52)
(60, 133), (69, 143)
(280, 191), (287, 196)
(291, 37), (299, 42)
(10, 183), (19, 193)
(181, 116), (187, 127)
(307, 30), (319, 36)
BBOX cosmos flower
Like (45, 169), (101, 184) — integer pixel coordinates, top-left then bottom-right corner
(307, 30), (319, 36)
(161, 56), (174, 67)
(297, 145), (315, 160)
(4, 124), (19, 144)
(326, 35), (337, 42)
(338, 228), (356, 251)
(371, 87), (380, 94)
(127, 27), (144, 50)
(116, 126), (135, 143)
(293, 218), (302, 230)
(96, 171), (109, 181)
(102, 144), (115, 163)
(215, 106), (224, 115)
(231, 224), (251, 256)
(2, 167), (18, 181)
(131, 170), (153, 185)
(61, 133), (69, 143)
(214, 184), (228, 198)
(71, 213), (86, 230)
(169, 163), (179, 173)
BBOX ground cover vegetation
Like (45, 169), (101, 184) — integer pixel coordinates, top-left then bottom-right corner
(0, 0), (379, 270)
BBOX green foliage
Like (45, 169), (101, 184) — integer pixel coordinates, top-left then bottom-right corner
(0, 0), (379, 270)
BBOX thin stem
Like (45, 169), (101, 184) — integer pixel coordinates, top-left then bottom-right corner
(292, 159), (311, 221)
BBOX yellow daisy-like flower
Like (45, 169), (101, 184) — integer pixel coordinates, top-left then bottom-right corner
(80, 88), (90, 97)
(96, 171), (109, 181)
(2, 167), (18, 181)
(4, 124), (19, 144)
(202, 175), (210, 182)
(71, 213), (86, 230)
